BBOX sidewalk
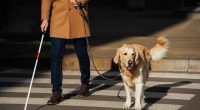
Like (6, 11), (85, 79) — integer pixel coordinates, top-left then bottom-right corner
(0, 6), (200, 73)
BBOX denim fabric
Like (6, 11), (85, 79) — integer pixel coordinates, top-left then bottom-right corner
(51, 37), (90, 92)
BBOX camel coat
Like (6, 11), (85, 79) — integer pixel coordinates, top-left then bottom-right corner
(41, 0), (91, 39)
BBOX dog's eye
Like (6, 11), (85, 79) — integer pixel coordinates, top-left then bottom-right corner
(132, 53), (135, 56)
(123, 53), (127, 55)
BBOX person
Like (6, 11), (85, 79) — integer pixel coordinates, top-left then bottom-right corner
(40, 0), (91, 105)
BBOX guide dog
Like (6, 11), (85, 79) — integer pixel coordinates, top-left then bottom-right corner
(113, 36), (169, 110)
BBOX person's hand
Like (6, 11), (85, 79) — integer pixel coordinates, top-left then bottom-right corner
(40, 19), (48, 32)
(70, 0), (81, 6)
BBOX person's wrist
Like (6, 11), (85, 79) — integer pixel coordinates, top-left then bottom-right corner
(43, 19), (48, 22)
(41, 19), (48, 23)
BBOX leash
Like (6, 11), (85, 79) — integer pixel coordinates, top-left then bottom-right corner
(74, 0), (125, 101)
(74, 0), (121, 81)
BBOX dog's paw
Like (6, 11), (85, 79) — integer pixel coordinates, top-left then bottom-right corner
(123, 102), (131, 109)
(134, 104), (142, 110)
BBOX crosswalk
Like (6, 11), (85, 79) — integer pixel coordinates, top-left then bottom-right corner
(0, 69), (199, 110)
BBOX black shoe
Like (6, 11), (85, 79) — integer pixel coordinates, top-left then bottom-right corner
(79, 83), (90, 97)
(47, 91), (62, 105)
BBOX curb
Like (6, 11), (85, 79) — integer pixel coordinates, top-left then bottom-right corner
(0, 56), (199, 73)
(63, 56), (200, 73)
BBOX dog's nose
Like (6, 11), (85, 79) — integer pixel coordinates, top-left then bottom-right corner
(128, 60), (132, 65)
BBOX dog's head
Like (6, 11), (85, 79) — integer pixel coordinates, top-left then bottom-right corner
(113, 44), (140, 70)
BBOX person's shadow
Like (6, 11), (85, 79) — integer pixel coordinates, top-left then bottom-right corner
(61, 71), (121, 99)
(143, 81), (192, 110)
(61, 62), (122, 100)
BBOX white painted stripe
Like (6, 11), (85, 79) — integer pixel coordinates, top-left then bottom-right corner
(0, 77), (200, 89)
(143, 103), (182, 110)
(149, 72), (200, 80)
(0, 87), (195, 100)
(146, 81), (200, 89)
(2, 70), (200, 79)
(67, 71), (200, 80)
(65, 71), (200, 79)
(0, 97), (182, 110)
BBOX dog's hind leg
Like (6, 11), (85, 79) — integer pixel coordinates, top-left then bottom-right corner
(123, 82), (132, 109)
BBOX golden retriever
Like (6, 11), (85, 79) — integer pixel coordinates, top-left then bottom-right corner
(113, 36), (169, 110)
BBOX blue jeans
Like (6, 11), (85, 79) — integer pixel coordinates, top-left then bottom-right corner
(51, 37), (90, 92)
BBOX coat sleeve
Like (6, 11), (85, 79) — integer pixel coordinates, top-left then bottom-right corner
(41, 0), (51, 20)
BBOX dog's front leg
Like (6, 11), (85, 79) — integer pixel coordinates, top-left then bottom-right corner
(134, 83), (144, 110)
(123, 82), (132, 109)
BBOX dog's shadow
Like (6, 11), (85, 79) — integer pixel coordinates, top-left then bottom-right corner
(89, 70), (122, 95)
(142, 81), (192, 110)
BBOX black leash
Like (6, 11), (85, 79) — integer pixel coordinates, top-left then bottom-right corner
(35, 104), (48, 110)
(74, 0), (121, 81)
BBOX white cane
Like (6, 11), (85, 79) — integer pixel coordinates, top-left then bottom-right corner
(24, 32), (45, 110)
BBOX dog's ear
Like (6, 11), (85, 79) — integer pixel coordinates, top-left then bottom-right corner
(143, 49), (151, 61)
(134, 48), (139, 64)
(113, 48), (121, 64)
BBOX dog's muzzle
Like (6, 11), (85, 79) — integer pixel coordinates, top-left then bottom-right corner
(127, 60), (134, 70)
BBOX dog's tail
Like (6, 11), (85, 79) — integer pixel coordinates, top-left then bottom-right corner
(150, 36), (169, 61)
